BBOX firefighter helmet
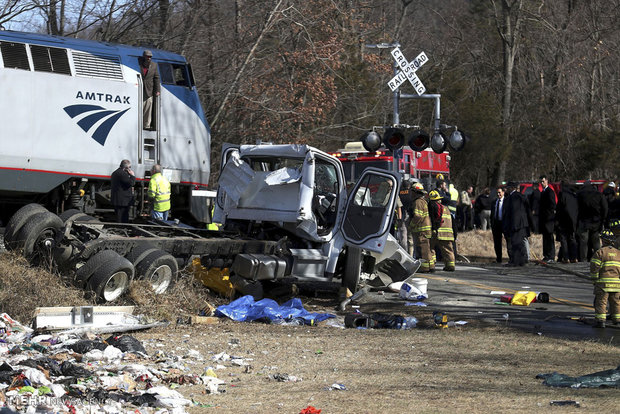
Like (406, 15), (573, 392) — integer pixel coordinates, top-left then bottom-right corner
(601, 229), (617, 246)
(413, 182), (425, 192)
(429, 190), (441, 201)
(436, 174), (444, 180)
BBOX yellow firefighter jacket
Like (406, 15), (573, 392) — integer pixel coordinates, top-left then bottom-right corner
(590, 246), (620, 292)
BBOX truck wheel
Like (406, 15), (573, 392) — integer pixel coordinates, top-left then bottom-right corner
(14, 212), (64, 267)
(4, 204), (47, 250)
(342, 246), (362, 293)
(86, 251), (133, 302)
(76, 250), (128, 288)
(59, 209), (99, 224)
(125, 245), (158, 268)
(135, 250), (178, 294)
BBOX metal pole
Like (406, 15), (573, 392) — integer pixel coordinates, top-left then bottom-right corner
(400, 93), (441, 132)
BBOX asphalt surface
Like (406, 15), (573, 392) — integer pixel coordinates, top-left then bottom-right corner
(358, 259), (620, 344)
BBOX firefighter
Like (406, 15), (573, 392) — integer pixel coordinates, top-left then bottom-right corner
(589, 223), (620, 328)
(429, 190), (456, 271)
(409, 183), (434, 272)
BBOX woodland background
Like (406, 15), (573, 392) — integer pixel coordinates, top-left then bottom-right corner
(1, 0), (618, 189)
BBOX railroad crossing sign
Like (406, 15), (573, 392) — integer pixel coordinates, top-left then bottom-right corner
(387, 47), (428, 95)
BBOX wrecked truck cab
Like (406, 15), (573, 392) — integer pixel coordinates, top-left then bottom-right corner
(213, 143), (410, 292)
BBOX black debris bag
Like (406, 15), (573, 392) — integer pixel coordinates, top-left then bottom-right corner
(18, 358), (62, 377)
(68, 340), (107, 354)
(105, 335), (147, 354)
(61, 361), (93, 378)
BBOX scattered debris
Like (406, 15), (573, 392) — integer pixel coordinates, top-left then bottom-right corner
(537, 365), (620, 388)
(215, 295), (335, 325)
(328, 383), (347, 391)
(344, 312), (417, 329)
(549, 400), (580, 407)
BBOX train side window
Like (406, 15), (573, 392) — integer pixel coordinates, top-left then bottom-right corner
(0, 41), (30, 70)
(158, 62), (173, 84)
(172, 64), (189, 86)
(30, 45), (71, 75)
(158, 62), (190, 87)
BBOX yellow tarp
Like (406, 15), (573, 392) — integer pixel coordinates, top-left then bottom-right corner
(191, 258), (235, 298)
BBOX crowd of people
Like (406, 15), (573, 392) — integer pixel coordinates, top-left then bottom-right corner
(394, 175), (620, 267)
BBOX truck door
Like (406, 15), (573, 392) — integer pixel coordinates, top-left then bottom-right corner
(341, 168), (400, 253)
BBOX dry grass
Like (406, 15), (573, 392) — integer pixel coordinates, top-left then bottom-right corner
(133, 322), (620, 414)
(0, 252), (225, 325)
(457, 230), (545, 261)
(0, 252), (90, 323)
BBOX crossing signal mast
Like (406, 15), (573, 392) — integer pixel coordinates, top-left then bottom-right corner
(362, 42), (470, 171)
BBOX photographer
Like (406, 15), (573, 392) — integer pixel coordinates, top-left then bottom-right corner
(110, 159), (135, 223)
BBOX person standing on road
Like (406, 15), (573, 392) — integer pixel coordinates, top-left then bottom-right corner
(503, 182), (532, 266)
(429, 190), (455, 271)
(589, 227), (620, 328)
(539, 175), (557, 262)
(458, 185), (473, 231)
(148, 164), (171, 221)
(110, 159), (135, 223)
(491, 186), (510, 264)
(529, 183), (541, 234)
(556, 182), (578, 263)
(474, 188), (493, 230)
(409, 183), (434, 272)
(399, 180), (414, 255)
(577, 180), (608, 261)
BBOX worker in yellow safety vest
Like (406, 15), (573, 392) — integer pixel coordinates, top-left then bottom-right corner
(429, 190), (455, 271)
(409, 183), (434, 272)
(207, 204), (222, 231)
(148, 164), (171, 221)
(589, 225), (620, 328)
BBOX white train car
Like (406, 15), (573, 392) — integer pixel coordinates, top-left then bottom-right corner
(0, 30), (210, 223)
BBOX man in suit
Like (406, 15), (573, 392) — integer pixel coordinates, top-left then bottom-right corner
(491, 186), (511, 263)
(503, 182), (532, 266)
(556, 181), (578, 263)
(577, 180), (608, 261)
(111, 159), (135, 223)
(539, 175), (557, 262)
(138, 50), (160, 130)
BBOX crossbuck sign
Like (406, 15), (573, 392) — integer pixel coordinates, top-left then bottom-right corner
(387, 47), (428, 95)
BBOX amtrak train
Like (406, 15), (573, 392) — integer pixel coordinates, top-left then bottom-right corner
(0, 30), (211, 223)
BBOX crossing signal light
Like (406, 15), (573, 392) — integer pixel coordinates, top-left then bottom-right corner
(361, 131), (382, 152)
(448, 130), (466, 152)
(430, 131), (447, 154)
(408, 130), (430, 151)
(382, 128), (405, 151)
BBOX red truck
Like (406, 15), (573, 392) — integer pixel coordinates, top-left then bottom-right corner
(330, 141), (450, 184)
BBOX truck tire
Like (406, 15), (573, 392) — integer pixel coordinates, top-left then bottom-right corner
(86, 251), (133, 302)
(125, 245), (158, 268)
(75, 249), (128, 288)
(135, 250), (178, 294)
(342, 246), (362, 293)
(14, 211), (64, 267)
(4, 204), (47, 250)
(59, 209), (99, 224)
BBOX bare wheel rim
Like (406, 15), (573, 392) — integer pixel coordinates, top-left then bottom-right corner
(150, 264), (172, 294)
(32, 227), (58, 266)
(103, 271), (129, 301)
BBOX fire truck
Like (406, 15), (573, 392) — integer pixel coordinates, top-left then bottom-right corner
(329, 141), (450, 185)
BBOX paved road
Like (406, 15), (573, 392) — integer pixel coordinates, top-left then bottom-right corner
(358, 260), (620, 344)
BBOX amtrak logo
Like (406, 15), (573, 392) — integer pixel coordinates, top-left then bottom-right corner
(64, 104), (130, 146)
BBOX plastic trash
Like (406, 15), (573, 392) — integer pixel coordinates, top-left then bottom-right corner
(344, 312), (417, 329)
(399, 277), (428, 300)
(537, 365), (620, 388)
(328, 383), (347, 391)
(60, 361), (92, 378)
(300, 406), (322, 414)
(146, 385), (192, 408)
(105, 335), (147, 354)
(68, 339), (107, 354)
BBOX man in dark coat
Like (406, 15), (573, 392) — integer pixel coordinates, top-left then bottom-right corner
(556, 182), (578, 263)
(503, 182), (532, 266)
(539, 175), (557, 262)
(111, 159), (135, 223)
(138, 50), (160, 130)
(577, 181), (608, 261)
(491, 186), (511, 263)
(528, 183), (541, 234)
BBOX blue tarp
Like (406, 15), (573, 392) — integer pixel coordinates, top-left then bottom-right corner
(215, 295), (336, 325)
